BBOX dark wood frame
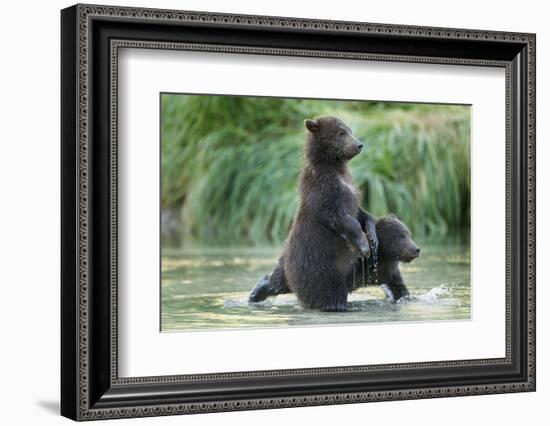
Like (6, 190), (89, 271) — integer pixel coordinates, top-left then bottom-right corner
(61, 3), (536, 421)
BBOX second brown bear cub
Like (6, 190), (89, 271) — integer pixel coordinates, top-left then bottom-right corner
(348, 214), (420, 302)
(249, 116), (379, 311)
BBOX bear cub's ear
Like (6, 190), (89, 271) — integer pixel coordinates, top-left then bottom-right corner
(304, 119), (319, 133)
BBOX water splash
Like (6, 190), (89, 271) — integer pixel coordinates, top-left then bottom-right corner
(372, 250), (379, 285)
(414, 284), (451, 304)
(226, 294), (298, 308)
(239, 283), (457, 310)
(379, 284), (395, 302)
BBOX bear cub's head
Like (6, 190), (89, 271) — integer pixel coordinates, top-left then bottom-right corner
(304, 116), (363, 163)
(376, 215), (421, 263)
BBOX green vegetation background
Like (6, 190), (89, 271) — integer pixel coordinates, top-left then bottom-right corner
(161, 94), (471, 246)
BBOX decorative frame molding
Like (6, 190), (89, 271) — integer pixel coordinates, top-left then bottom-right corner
(61, 3), (535, 421)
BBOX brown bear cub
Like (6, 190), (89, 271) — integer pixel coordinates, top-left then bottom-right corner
(248, 116), (378, 311)
(348, 214), (420, 302)
(249, 214), (420, 308)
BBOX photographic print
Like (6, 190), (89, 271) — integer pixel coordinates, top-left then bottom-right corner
(160, 94), (471, 332)
(61, 5), (535, 419)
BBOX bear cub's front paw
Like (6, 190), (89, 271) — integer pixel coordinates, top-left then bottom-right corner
(366, 230), (379, 255)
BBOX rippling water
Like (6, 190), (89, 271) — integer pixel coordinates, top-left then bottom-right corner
(161, 244), (470, 332)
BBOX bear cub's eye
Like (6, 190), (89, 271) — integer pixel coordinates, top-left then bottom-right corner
(337, 130), (346, 137)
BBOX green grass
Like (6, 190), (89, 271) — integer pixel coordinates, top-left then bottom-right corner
(161, 95), (470, 245)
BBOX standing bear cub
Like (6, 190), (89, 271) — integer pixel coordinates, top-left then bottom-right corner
(248, 116), (379, 311)
(249, 214), (420, 307)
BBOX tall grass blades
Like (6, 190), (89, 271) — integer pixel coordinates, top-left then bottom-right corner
(161, 95), (470, 246)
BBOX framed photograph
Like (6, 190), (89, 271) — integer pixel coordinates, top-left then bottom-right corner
(61, 3), (536, 421)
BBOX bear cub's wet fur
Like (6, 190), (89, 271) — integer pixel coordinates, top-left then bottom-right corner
(249, 214), (420, 308)
(348, 214), (420, 302)
(248, 116), (378, 311)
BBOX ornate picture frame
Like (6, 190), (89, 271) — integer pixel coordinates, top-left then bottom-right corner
(61, 3), (536, 421)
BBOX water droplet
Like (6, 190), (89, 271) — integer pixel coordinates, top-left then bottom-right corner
(352, 258), (356, 288)
(361, 256), (365, 287)
(372, 251), (379, 285)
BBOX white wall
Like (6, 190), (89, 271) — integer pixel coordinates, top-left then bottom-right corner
(0, 0), (546, 424)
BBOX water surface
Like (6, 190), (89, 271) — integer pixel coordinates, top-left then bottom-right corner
(161, 244), (470, 332)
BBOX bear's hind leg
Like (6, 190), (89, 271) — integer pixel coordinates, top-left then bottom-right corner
(300, 273), (349, 312)
(321, 286), (349, 312)
(248, 257), (290, 303)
